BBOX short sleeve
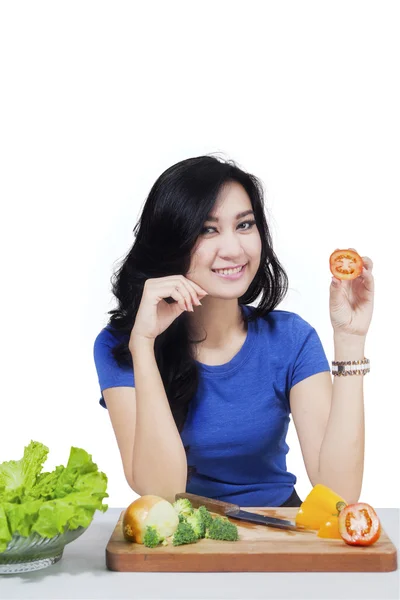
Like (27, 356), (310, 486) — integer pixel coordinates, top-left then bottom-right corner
(93, 328), (135, 409)
(289, 315), (331, 390)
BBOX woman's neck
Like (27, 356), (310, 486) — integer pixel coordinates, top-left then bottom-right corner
(188, 299), (246, 349)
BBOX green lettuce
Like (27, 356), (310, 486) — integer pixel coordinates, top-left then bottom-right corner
(0, 441), (108, 552)
(0, 440), (49, 502)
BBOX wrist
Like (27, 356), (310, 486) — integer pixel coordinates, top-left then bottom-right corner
(333, 332), (366, 361)
(129, 332), (156, 354)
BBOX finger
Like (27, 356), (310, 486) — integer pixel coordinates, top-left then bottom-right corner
(361, 267), (374, 292)
(174, 280), (196, 311)
(181, 278), (209, 306)
(177, 277), (199, 307)
(347, 247), (373, 272)
(182, 276), (208, 296)
(361, 256), (373, 271)
(181, 276), (208, 304)
(361, 262), (374, 278)
(168, 284), (192, 312)
(156, 280), (193, 311)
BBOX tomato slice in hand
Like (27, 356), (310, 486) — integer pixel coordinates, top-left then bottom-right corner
(338, 503), (381, 546)
(329, 249), (363, 280)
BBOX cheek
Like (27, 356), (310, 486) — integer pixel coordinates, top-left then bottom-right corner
(191, 243), (209, 267)
(188, 244), (208, 274)
(248, 234), (262, 258)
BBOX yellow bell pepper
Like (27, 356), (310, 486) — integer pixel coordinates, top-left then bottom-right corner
(317, 515), (342, 539)
(295, 484), (347, 531)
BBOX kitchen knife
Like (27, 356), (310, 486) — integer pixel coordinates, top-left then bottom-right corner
(175, 492), (307, 532)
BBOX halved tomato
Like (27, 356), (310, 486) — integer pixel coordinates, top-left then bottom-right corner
(329, 249), (363, 281)
(338, 503), (381, 546)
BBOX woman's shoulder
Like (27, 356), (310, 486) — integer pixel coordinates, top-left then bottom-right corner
(93, 322), (128, 350)
(247, 306), (316, 342)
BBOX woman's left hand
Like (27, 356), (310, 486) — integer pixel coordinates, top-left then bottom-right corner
(329, 248), (374, 337)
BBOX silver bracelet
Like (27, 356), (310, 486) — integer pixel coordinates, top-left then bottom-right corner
(331, 357), (370, 376)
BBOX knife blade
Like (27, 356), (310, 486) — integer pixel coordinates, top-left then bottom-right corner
(175, 492), (307, 532)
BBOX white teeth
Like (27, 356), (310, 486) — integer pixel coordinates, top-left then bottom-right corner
(214, 265), (243, 275)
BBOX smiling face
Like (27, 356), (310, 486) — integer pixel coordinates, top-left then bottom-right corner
(186, 181), (262, 297)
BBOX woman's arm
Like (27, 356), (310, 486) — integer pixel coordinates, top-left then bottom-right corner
(317, 333), (366, 504)
(291, 251), (374, 504)
(130, 336), (188, 503)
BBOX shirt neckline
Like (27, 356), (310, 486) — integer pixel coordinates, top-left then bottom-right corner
(194, 304), (256, 376)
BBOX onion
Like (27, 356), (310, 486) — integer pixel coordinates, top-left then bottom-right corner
(122, 495), (179, 543)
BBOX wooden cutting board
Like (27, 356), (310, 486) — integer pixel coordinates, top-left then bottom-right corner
(105, 506), (397, 572)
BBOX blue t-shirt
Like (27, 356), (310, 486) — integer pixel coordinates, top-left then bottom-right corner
(93, 306), (330, 507)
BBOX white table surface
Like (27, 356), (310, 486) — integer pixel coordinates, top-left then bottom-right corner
(1, 507), (398, 600)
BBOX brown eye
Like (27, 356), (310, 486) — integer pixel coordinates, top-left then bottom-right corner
(238, 220), (256, 230)
(200, 220), (256, 235)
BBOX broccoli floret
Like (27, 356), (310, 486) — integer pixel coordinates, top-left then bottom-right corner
(171, 521), (198, 546)
(143, 525), (164, 548)
(178, 512), (187, 524)
(198, 505), (213, 529)
(185, 509), (206, 539)
(205, 516), (239, 541)
(173, 498), (194, 518)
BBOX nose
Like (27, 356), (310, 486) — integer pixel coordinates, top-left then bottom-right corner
(217, 230), (245, 260)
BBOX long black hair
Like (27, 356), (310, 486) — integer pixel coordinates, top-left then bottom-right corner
(106, 154), (289, 481)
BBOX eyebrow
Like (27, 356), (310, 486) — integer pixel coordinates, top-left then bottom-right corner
(205, 210), (255, 222)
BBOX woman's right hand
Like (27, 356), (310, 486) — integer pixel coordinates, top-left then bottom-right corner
(129, 275), (208, 346)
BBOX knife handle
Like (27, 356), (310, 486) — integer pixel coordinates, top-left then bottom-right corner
(175, 492), (239, 515)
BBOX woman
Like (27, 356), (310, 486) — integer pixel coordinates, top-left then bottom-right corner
(93, 154), (374, 508)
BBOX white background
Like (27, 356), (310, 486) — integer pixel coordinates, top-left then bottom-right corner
(0, 1), (399, 510)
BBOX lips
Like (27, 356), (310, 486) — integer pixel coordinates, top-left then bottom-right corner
(211, 264), (247, 280)
(211, 263), (247, 273)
